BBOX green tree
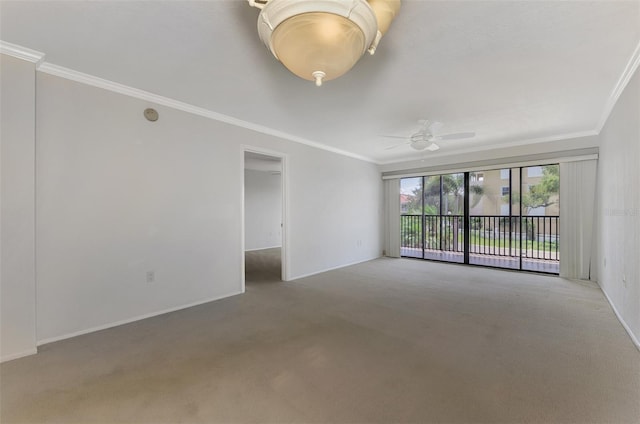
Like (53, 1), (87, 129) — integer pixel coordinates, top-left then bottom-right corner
(404, 183), (423, 214)
(524, 165), (559, 211)
(404, 175), (485, 215)
(424, 174), (484, 214)
(508, 165), (559, 240)
(510, 165), (559, 214)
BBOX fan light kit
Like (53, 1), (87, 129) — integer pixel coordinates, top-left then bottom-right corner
(248, 0), (400, 86)
(384, 120), (477, 152)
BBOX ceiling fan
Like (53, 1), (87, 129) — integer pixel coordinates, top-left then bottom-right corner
(384, 120), (475, 151)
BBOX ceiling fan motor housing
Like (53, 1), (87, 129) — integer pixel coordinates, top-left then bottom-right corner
(410, 132), (431, 143)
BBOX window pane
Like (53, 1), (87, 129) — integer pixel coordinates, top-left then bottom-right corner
(527, 166), (543, 177)
(470, 168), (518, 270)
(442, 173), (465, 215)
(521, 165), (559, 216)
(470, 169), (508, 216)
(400, 165), (559, 274)
(400, 177), (422, 258)
(440, 173), (464, 263)
(423, 175), (440, 215)
(400, 177), (422, 215)
(511, 168), (520, 217)
(521, 165), (559, 272)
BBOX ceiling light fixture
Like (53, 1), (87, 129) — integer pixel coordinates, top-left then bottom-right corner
(248, 0), (400, 86)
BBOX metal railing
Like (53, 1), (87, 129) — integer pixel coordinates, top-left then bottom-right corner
(401, 214), (559, 261)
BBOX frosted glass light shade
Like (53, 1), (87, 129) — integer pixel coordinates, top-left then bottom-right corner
(411, 140), (429, 151)
(251, 0), (400, 85)
(271, 12), (366, 84)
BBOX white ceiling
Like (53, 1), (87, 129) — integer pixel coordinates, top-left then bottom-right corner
(1, 1), (638, 163)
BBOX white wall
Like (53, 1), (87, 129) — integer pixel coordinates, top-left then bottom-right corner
(0, 54), (37, 361)
(35, 72), (383, 343)
(242, 145), (384, 280)
(36, 73), (244, 342)
(284, 147), (382, 278)
(244, 169), (282, 251)
(596, 67), (640, 346)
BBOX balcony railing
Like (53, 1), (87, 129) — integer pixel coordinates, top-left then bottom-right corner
(401, 214), (559, 262)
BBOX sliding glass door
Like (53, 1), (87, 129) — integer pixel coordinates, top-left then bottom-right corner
(400, 177), (423, 258)
(400, 174), (465, 263)
(424, 173), (465, 263)
(469, 168), (520, 270)
(400, 164), (560, 274)
(520, 165), (559, 272)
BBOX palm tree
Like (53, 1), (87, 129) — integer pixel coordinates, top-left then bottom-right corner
(423, 174), (484, 214)
(420, 174), (485, 250)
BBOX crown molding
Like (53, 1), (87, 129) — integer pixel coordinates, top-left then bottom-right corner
(36, 62), (378, 164)
(596, 40), (640, 132)
(0, 40), (45, 64)
(13, 34), (637, 166)
(381, 151), (599, 180)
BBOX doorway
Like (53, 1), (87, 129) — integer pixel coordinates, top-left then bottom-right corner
(242, 148), (288, 289)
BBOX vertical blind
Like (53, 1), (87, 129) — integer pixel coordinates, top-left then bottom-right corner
(559, 159), (598, 280)
(383, 156), (598, 281)
(383, 178), (401, 258)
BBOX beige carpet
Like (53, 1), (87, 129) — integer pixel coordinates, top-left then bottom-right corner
(2, 253), (639, 423)
(244, 247), (282, 283)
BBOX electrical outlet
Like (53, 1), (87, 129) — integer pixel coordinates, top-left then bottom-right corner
(146, 271), (155, 283)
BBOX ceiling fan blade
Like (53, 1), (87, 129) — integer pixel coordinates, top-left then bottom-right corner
(382, 135), (409, 139)
(384, 141), (410, 150)
(426, 143), (440, 152)
(435, 132), (476, 141)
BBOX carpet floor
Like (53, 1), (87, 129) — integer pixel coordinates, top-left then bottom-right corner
(1, 250), (639, 423)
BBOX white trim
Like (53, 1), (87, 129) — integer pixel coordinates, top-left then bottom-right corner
(281, 153), (291, 281)
(245, 245), (282, 252)
(11, 36), (636, 166)
(240, 148), (247, 293)
(0, 40), (45, 64)
(600, 287), (640, 351)
(382, 154), (598, 180)
(0, 348), (38, 363)
(241, 146), (290, 282)
(290, 256), (379, 280)
(36, 291), (243, 346)
(379, 130), (598, 166)
(0, 40), (42, 365)
(36, 62), (377, 164)
(596, 40), (640, 132)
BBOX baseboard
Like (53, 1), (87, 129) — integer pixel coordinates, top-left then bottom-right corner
(1, 347), (38, 363)
(601, 287), (640, 351)
(37, 290), (243, 347)
(291, 255), (380, 280)
(245, 245), (282, 252)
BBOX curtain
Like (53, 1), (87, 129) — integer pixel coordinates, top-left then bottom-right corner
(559, 160), (598, 280)
(384, 178), (401, 258)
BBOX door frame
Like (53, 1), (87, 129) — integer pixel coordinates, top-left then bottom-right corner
(241, 146), (290, 291)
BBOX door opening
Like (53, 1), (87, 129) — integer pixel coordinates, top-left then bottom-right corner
(242, 149), (288, 289)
